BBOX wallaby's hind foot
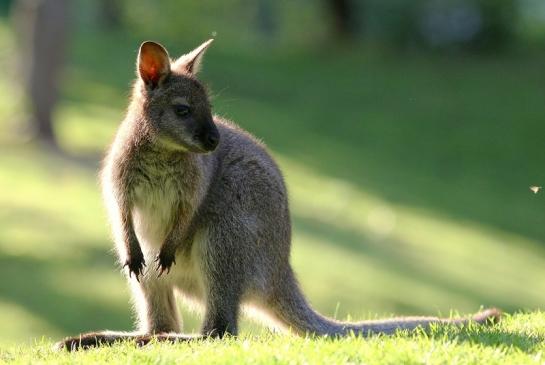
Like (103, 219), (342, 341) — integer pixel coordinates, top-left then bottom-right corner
(471, 307), (502, 326)
(54, 331), (205, 352)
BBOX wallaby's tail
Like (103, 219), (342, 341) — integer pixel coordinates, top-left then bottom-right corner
(268, 269), (501, 337)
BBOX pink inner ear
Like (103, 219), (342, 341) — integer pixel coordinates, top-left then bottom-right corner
(148, 65), (158, 81)
(141, 52), (165, 84)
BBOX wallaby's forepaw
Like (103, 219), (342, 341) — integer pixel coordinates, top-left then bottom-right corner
(154, 249), (176, 277)
(123, 253), (146, 282)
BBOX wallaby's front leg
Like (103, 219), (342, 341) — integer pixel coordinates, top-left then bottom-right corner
(114, 187), (145, 280)
(154, 233), (178, 276)
(122, 209), (145, 280)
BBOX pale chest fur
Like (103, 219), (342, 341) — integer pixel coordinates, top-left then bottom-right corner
(129, 152), (201, 258)
(131, 177), (179, 256)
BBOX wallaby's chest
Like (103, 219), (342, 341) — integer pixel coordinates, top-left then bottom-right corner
(132, 162), (181, 212)
(129, 156), (196, 254)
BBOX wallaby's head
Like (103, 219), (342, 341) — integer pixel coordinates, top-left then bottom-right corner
(133, 39), (219, 153)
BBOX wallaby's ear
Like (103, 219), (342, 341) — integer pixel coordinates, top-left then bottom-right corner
(173, 39), (214, 75)
(138, 41), (171, 88)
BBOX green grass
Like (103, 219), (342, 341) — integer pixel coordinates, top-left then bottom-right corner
(1, 2), (545, 361)
(2, 312), (545, 364)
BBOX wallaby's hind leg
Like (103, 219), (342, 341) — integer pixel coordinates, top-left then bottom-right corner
(197, 227), (245, 338)
(56, 276), (182, 351)
(200, 284), (241, 337)
(130, 277), (181, 333)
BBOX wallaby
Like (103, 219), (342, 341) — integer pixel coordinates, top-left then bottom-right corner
(56, 40), (500, 351)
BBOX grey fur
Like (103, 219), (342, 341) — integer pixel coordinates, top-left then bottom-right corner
(56, 40), (500, 351)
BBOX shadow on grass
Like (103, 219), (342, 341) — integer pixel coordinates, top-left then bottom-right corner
(0, 247), (132, 337)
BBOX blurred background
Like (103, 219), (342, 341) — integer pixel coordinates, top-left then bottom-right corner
(0, 0), (544, 344)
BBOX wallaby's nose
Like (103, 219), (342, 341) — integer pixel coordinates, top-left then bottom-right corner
(204, 130), (219, 150)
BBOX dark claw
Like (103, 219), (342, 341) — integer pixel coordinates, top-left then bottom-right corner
(156, 259), (171, 278)
(124, 256), (146, 282)
(155, 250), (176, 278)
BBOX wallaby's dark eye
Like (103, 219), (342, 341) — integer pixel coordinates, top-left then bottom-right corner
(173, 105), (191, 117)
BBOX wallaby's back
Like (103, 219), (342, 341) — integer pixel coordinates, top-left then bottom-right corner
(192, 116), (293, 292)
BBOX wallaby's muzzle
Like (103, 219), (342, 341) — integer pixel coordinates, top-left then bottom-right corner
(197, 123), (220, 152)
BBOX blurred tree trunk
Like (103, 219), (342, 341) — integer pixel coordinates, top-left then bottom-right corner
(12, 0), (69, 147)
(327, 0), (359, 39)
(256, 0), (276, 39)
(99, 0), (122, 29)
(0, 0), (14, 14)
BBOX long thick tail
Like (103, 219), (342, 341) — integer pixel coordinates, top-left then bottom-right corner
(268, 270), (501, 337)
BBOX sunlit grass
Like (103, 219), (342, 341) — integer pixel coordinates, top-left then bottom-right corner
(2, 312), (545, 365)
